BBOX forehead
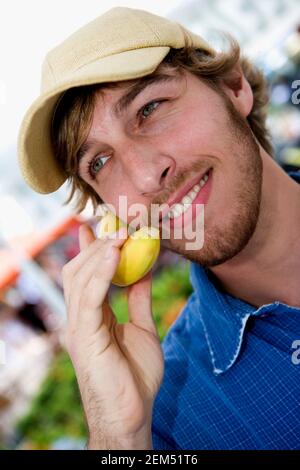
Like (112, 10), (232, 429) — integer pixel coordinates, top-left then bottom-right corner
(100, 66), (184, 105)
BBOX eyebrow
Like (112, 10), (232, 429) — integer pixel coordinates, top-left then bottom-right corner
(77, 137), (99, 164)
(113, 72), (180, 117)
(77, 73), (180, 165)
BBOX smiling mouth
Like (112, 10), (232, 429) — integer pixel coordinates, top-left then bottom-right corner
(158, 168), (212, 222)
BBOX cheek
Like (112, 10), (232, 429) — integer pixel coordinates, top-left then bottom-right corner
(94, 182), (147, 221)
(164, 104), (232, 159)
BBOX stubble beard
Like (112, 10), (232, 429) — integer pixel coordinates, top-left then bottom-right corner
(162, 103), (263, 268)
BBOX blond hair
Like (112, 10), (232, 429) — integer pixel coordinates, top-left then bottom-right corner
(52, 37), (272, 214)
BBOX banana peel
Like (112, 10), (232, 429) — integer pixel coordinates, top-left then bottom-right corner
(97, 211), (160, 286)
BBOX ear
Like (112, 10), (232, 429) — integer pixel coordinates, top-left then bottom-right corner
(220, 63), (253, 118)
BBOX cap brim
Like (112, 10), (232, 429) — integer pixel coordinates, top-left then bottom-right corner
(18, 46), (170, 194)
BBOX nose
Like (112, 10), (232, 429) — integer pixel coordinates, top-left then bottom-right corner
(121, 143), (176, 196)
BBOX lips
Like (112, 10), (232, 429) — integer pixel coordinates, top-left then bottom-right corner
(158, 168), (211, 221)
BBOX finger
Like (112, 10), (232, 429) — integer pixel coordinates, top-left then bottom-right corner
(75, 245), (121, 334)
(64, 238), (108, 284)
(63, 227), (127, 306)
(127, 271), (157, 335)
(72, 230), (127, 292)
(68, 232), (126, 330)
(66, 247), (119, 334)
(79, 223), (96, 251)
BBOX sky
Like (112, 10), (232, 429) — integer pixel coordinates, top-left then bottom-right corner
(0, 0), (183, 155)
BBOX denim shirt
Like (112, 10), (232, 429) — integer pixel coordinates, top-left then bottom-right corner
(152, 171), (300, 450)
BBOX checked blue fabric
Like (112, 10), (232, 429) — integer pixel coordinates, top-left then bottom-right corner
(152, 172), (300, 450)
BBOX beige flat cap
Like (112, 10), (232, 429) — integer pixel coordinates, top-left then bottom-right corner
(18, 7), (214, 194)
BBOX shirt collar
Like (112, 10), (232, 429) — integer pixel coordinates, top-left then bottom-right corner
(189, 170), (300, 375)
(190, 263), (256, 375)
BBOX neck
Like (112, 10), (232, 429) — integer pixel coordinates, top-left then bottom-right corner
(210, 149), (300, 308)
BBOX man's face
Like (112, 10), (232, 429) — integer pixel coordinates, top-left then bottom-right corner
(78, 69), (263, 267)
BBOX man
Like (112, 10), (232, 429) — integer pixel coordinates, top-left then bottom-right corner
(18, 7), (300, 450)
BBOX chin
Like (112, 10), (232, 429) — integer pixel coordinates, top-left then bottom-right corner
(164, 199), (260, 268)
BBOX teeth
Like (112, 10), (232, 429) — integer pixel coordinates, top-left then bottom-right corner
(167, 171), (210, 220)
(174, 204), (183, 215)
(182, 195), (192, 204)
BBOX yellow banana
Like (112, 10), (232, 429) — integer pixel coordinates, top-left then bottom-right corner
(96, 211), (160, 287)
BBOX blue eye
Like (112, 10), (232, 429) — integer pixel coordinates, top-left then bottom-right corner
(88, 155), (110, 179)
(140, 100), (161, 119)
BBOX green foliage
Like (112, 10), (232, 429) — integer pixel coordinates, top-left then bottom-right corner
(17, 350), (87, 448)
(16, 261), (192, 448)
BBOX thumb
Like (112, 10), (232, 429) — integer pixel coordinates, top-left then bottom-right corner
(127, 272), (157, 335)
(78, 224), (96, 251)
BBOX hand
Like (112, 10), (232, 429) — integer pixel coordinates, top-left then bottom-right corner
(62, 224), (164, 449)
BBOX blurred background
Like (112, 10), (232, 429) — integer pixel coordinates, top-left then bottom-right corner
(0, 0), (299, 450)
